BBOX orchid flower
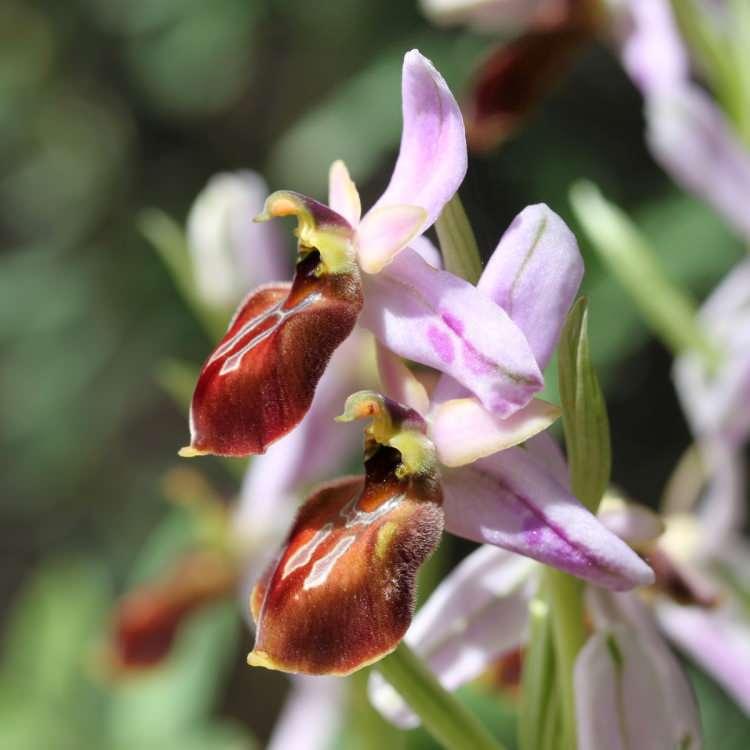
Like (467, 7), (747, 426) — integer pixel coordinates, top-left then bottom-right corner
(247, 382), (653, 678)
(419, 0), (599, 150)
(179, 50), (562, 459)
(672, 259), (750, 549)
(609, 0), (750, 241)
(576, 586), (702, 750)
(186, 170), (289, 311)
(241, 189), (653, 677)
(654, 445), (750, 715)
(372, 203), (653, 590)
(180, 49), (470, 457)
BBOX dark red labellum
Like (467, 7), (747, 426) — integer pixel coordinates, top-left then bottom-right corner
(249, 444), (444, 675)
(186, 250), (363, 456)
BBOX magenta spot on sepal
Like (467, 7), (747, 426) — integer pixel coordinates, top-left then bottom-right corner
(441, 311), (465, 336)
(428, 325), (455, 363)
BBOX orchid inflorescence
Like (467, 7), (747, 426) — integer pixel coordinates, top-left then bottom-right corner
(114, 2), (750, 744)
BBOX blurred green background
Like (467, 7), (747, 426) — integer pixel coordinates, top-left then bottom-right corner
(1, 0), (747, 748)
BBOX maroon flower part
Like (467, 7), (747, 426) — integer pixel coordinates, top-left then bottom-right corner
(111, 551), (236, 670)
(464, 0), (599, 152)
(181, 192), (362, 457)
(248, 393), (444, 675)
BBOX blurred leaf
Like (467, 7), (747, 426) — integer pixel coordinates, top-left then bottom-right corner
(0, 88), (132, 243)
(582, 192), (742, 381)
(116, 722), (255, 750)
(156, 357), (200, 411)
(571, 181), (717, 365)
(124, 0), (257, 116)
(1, 559), (109, 702)
(0, 560), (110, 749)
(687, 665), (750, 750)
(558, 298), (610, 512)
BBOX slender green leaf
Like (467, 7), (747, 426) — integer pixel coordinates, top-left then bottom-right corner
(435, 193), (483, 284)
(557, 297), (610, 513)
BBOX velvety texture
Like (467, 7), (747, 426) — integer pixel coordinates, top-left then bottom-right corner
(249, 445), (444, 675)
(186, 251), (362, 456)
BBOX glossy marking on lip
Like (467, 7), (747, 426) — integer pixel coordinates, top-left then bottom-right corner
(248, 444), (444, 675)
(184, 249), (363, 456)
(215, 293), (322, 375)
(304, 535), (356, 590)
(282, 493), (404, 586)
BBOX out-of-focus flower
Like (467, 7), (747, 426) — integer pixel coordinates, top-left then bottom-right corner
(672, 259), (750, 547)
(420, 0), (569, 34)
(109, 549), (237, 671)
(186, 171), (289, 310)
(609, 0), (750, 240)
(420, 0), (600, 150)
(182, 49), (530, 458)
(651, 500), (750, 713)
(266, 676), (344, 750)
(576, 587), (702, 750)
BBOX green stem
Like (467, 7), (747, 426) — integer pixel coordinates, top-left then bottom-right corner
(544, 569), (586, 750)
(376, 642), (506, 750)
(435, 193), (483, 284)
(519, 598), (556, 750)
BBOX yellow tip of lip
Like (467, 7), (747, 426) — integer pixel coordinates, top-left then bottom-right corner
(178, 446), (207, 458)
(247, 650), (280, 671)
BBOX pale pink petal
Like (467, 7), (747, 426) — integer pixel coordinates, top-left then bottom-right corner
(696, 441), (746, 554)
(410, 234), (443, 269)
(610, 0), (689, 95)
(376, 343), (430, 415)
(478, 204), (583, 369)
(645, 85), (750, 241)
(674, 260), (750, 444)
(441, 447), (654, 590)
(369, 545), (533, 728)
(575, 625), (699, 750)
(267, 675), (343, 750)
(597, 499), (665, 546)
(187, 171), (289, 309)
(420, 0), (556, 34)
(658, 601), (750, 715)
(586, 589), (703, 746)
(369, 50), (467, 231)
(328, 160), (361, 227)
(523, 430), (569, 486)
(429, 396), (560, 467)
(356, 204), (427, 273)
(361, 247), (543, 418)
